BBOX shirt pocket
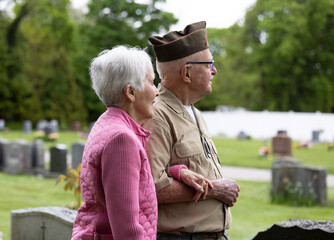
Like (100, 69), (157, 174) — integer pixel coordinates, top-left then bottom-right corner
(171, 140), (202, 167)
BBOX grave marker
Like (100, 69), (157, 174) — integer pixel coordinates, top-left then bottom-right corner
(50, 144), (67, 175)
(71, 142), (85, 169)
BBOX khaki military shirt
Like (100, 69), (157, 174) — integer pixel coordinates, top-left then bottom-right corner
(144, 84), (231, 234)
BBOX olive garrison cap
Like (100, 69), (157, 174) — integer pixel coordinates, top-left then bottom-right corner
(149, 21), (209, 62)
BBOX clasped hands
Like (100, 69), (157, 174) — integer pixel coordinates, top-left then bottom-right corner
(180, 168), (240, 206)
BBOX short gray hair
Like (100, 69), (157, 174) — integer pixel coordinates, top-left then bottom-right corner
(90, 45), (153, 107)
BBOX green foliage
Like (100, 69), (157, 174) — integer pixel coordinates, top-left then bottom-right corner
(56, 164), (82, 210)
(196, 0), (334, 113)
(271, 181), (318, 206)
(74, 0), (178, 121)
(242, 0), (334, 112)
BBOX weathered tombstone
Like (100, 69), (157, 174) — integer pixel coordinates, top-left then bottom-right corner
(252, 218), (334, 240)
(17, 139), (34, 174)
(50, 144), (67, 175)
(11, 206), (77, 240)
(36, 120), (48, 131)
(70, 121), (81, 131)
(22, 120), (32, 134)
(32, 139), (46, 175)
(272, 130), (292, 157)
(0, 138), (10, 171)
(312, 130), (321, 143)
(49, 119), (59, 133)
(271, 157), (327, 205)
(4, 140), (33, 175)
(0, 119), (5, 130)
(71, 142), (85, 169)
(44, 125), (53, 136)
(237, 131), (247, 140)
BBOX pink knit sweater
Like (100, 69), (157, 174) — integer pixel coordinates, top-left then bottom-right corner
(71, 106), (157, 240)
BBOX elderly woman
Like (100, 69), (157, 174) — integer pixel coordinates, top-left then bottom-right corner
(71, 45), (211, 240)
(71, 46), (159, 240)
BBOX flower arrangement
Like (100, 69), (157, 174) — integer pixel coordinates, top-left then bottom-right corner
(258, 146), (272, 160)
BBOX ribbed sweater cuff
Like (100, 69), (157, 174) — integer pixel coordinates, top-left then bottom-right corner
(169, 164), (188, 182)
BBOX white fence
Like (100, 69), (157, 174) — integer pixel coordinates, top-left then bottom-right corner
(201, 110), (334, 142)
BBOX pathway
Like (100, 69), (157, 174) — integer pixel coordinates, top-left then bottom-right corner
(222, 165), (334, 187)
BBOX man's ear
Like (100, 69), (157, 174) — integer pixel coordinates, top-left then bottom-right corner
(181, 64), (192, 84)
(124, 84), (135, 102)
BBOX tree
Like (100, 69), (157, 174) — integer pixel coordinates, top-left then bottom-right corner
(20, 0), (87, 124)
(73, 0), (178, 121)
(243, 0), (334, 112)
(0, 0), (37, 122)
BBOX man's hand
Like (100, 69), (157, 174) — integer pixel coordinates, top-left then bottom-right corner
(207, 178), (240, 207)
(180, 169), (213, 203)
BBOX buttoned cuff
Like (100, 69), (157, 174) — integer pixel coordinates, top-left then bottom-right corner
(169, 164), (188, 182)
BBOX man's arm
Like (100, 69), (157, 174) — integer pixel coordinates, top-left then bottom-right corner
(157, 180), (196, 203)
(207, 178), (240, 207)
(157, 176), (240, 207)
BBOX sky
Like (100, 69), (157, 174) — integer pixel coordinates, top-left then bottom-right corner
(71, 0), (257, 30)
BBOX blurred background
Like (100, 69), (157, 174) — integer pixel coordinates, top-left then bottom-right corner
(1, 0), (333, 129)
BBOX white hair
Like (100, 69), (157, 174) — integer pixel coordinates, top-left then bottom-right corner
(90, 45), (153, 107)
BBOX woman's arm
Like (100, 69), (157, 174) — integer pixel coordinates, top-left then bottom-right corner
(101, 132), (144, 240)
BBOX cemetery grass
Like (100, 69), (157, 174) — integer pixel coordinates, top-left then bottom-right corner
(0, 174), (333, 240)
(214, 138), (334, 174)
(0, 173), (73, 240)
(229, 181), (334, 240)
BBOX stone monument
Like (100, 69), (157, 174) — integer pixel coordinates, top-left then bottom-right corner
(272, 130), (292, 157)
(11, 206), (77, 240)
(252, 218), (334, 240)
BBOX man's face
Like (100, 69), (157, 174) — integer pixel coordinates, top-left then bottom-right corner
(188, 49), (217, 98)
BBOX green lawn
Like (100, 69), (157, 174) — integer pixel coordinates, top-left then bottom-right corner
(0, 173), (333, 240)
(213, 138), (334, 174)
(229, 181), (334, 240)
(0, 173), (73, 240)
(0, 132), (333, 239)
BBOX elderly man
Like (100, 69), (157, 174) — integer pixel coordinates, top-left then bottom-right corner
(144, 21), (240, 240)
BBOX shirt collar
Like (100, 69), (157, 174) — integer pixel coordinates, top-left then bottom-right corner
(106, 106), (151, 142)
(158, 84), (187, 114)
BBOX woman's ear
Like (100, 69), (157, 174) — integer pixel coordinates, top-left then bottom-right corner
(180, 64), (192, 84)
(124, 84), (135, 103)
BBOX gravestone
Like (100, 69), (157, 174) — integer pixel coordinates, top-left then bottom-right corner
(71, 142), (85, 169)
(4, 140), (33, 175)
(32, 140), (46, 175)
(11, 206), (77, 240)
(0, 119), (5, 130)
(252, 218), (334, 240)
(271, 157), (327, 205)
(272, 130), (292, 157)
(36, 120), (48, 131)
(22, 120), (32, 134)
(49, 120), (59, 133)
(237, 131), (247, 140)
(0, 138), (10, 171)
(50, 144), (67, 175)
(70, 121), (81, 131)
(312, 130), (321, 143)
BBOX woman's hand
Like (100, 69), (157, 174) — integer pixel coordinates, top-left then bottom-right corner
(180, 169), (213, 203)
